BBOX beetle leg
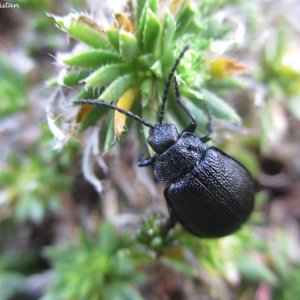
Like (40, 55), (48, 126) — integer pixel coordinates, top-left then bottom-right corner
(137, 156), (156, 167)
(173, 77), (197, 133)
(137, 143), (156, 167)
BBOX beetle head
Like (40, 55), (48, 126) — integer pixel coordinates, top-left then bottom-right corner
(147, 123), (179, 154)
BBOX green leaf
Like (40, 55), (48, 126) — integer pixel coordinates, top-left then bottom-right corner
(46, 78), (58, 87)
(183, 87), (241, 124)
(76, 86), (102, 99)
(119, 31), (139, 63)
(106, 29), (120, 51)
(175, 2), (200, 36)
(166, 101), (192, 133)
(161, 256), (197, 277)
(52, 14), (108, 48)
(181, 96), (209, 131)
(181, 86), (204, 101)
(142, 103), (157, 142)
(149, 0), (158, 15)
(58, 69), (91, 86)
(206, 78), (245, 91)
(237, 256), (277, 285)
(202, 89), (241, 124)
(140, 78), (153, 106)
(161, 13), (176, 72)
(100, 73), (139, 102)
(77, 230), (93, 251)
(80, 106), (107, 131)
(99, 113), (115, 153)
(136, 0), (158, 28)
(98, 221), (118, 253)
(137, 4), (148, 49)
(136, 0), (148, 29)
(143, 9), (161, 53)
(0, 54), (27, 117)
(85, 64), (131, 88)
(150, 60), (162, 78)
(62, 50), (121, 68)
(138, 53), (156, 68)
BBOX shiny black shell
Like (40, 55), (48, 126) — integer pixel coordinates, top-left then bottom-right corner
(153, 132), (255, 238)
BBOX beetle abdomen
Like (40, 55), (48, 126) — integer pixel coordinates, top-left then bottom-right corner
(165, 147), (255, 238)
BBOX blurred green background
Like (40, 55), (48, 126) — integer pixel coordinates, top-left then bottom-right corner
(1, 0), (300, 299)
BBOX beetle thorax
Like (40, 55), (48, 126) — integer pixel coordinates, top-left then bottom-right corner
(153, 132), (207, 184)
(147, 123), (179, 154)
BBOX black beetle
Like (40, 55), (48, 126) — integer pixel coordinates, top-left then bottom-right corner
(74, 46), (255, 238)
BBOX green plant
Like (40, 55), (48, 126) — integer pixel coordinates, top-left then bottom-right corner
(42, 222), (145, 300)
(255, 25), (300, 152)
(136, 212), (179, 253)
(0, 147), (70, 223)
(49, 0), (243, 152)
(274, 267), (300, 300)
(0, 54), (27, 117)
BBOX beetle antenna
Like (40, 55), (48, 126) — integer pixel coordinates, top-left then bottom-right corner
(158, 44), (190, 124)
(73, 99), (154, 129)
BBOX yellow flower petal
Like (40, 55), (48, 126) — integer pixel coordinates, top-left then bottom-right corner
(76, 103), (94, 123)
(210, 57), (248, 78)
(114, 86), (140, 136)
(113, 13), (134, 32)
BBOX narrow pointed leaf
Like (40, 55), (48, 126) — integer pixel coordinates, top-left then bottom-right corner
(202, 89), (241, 124)
(181, 96), (209, 130)
(142, 105), (157, 143)
(237, 257), (277, 284)
(119, 31), (139, 62)
(182, 87), (241, 124)
(58, 69), (91, 86)
(85, 63), (131, 88)
(138, 53), (156, 68)
(62, 50), (121, 68)
(140, 78), (153, 106)
(161, 13), (176, 58)
(149, 0), (159, 14)
(137, 6), (148, 49)
(114, 86), (140, 136)
(136, 0), (157, 27)
(106, 29), (120, 51)
(99, 113), (115, 153)
(52, 14), (108, 48)
(143, 9), (161, 53)
(175, 2), (199, 36)
(136, 0), (148, 29)
(100, 73), (139, 102)
(46, 78), (58, 87)
(150, 60), (162, 78)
